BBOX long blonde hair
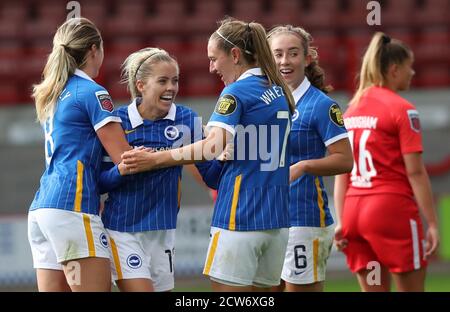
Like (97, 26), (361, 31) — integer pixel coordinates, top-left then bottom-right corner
(121, 47), (178, 100)
(32, 18), (102, 123)
(350, 32), (412, 105)
(267, 25), (333, 94)
(210, 17), (295, 114)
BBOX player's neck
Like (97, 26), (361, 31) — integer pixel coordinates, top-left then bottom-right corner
(138, 103), (167, 121)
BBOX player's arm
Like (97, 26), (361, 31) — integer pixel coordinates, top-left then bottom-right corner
(333, 173), (349, 251)
(97, 122), (132, 164)
(122, 126), (230, 173)
(403, 152), (440, 258)
(290, 138), (353, 182)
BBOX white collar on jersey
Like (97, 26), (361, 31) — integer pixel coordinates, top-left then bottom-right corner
(128, 97), (177, 129)
(236, 68), (263, 81)
(74, 69), (95, 82)
(292, 77), (311, 103)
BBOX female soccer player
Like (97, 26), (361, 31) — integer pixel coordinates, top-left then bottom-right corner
(268, 25), (353, 292)
(99, 47), (222, 292)
(28, 18), (130, 292)
(121, 17), (295, 292)
(334, 32), (440, 292)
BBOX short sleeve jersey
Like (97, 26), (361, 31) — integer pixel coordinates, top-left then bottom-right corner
(206, 68), (291, 231)
(30, 69), (121, 214)
(344, 86), (423, 197)
(289, 78), (348, 227)
(101, 99), (205, 232)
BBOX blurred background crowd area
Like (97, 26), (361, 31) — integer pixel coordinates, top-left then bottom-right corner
(0, 0), (449, 104)
(0, 0), (449, 290)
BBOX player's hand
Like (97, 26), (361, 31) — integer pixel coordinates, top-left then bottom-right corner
(334, 224), (348, 251)
(121, 148), (158, 173)
(289, 162), (305, 183)
(217, 143), (234, 161)
(424, 224), (439, 259)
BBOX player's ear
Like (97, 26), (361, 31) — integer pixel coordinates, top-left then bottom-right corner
(231, 47), (240, 64)
(136, 80), (145, 93)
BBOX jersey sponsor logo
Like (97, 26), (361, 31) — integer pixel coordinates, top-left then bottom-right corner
(99, 232), (108, 248)
(127, 254), (142, 269)
(214, 94), (237, 115)
(164, 125), (180, 140)
(329, 103), (344, 127)
(292, 109), (299, 122)
(95, 90), (114, 112)
(407, 109), (421, 132)
(124, 129), (136, 135)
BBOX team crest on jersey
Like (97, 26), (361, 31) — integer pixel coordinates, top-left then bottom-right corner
(215, 94), (237, 115)
(127, 254), (142, 269)
(292, 109), (299, 122)
(407, 109), (421, 132)
(99, 233), (108, 248)
(95, 90), (114, 112)
(164, 125), (180, 140)
(329, 103), (344, 127)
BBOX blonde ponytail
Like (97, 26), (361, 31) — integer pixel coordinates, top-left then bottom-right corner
(32, 18), (102, 123)
(350, 32), (411, 105)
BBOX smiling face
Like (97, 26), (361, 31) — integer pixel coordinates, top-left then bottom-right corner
(137, 61), (179, 116)
(270, 33), (310, 90)
(207, 39), (239, 86)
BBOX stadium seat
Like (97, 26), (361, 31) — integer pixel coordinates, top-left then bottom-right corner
(104, 0), (148, 39)
(415, 64), (450, 88)
(180, 72), (221, 97)
(230, 0), (265, 22)
(262, 0), (303, 27)
(299, 0), (340, 30)
(183, 0), (226, 35)
(144, 0), (188, 37)
(78, 0), (109, 29)
(381, 0), (416, 28)
(339, 0), (371, 29)
(414, 27), (450, 65)
(414, 0), (450, 27)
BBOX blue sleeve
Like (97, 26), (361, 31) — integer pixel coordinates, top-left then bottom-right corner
(194, 160), (224, 190)
(315, 100), (348, 147)
(98, 158), (124, 194)
(80, 85), (122, 131)
(206, 88), (242, 136)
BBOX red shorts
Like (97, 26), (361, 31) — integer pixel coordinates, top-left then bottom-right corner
(342, 193), (427, 273)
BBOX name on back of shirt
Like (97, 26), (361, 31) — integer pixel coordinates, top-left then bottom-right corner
(260, 86), (284, 105)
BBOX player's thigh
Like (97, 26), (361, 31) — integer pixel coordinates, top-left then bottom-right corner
(281, 225), (334, 286)
(36, 269), (71, 292)
(62, 257), (111, 292)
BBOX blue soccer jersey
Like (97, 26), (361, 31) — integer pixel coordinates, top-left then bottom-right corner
(30, 69), (121, 215)
(101, 99), (221, 232)
(289, 78), (348, 227)
(206, 68), (291, 231)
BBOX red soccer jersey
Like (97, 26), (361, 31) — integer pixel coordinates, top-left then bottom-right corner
(344, 86), (423, 197)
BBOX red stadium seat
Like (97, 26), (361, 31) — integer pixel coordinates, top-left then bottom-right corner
(414, 0), (450, 27)
(231, 0), (265, 22)
(381, 0), (416, 28)
(339, 0), (371, 29)
(183, 0), (226, 35)
(144, 0), (188, 37)
(415, 64), (450, 88)
(414, 27), (450, 65)
(104, 0), (148, 39)
(77, 0), (110, 29)
(180, 72), (221, 97)
(263, 0), (303, 27)
(299, 0), (340, 30)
